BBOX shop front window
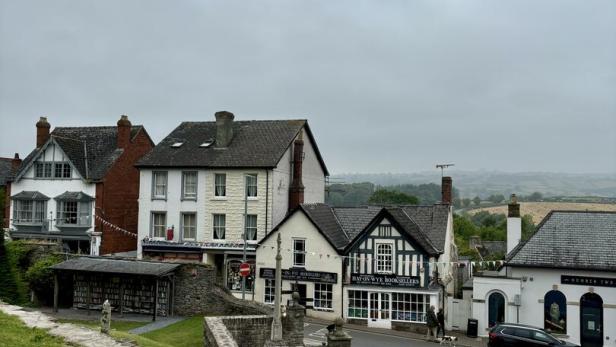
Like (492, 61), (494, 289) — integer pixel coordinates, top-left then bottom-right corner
(264, 279), (275, 304)
(226, 260), (254, 292)
(391, 293), (429, 322)
(544, 290), (567, 334)
(314, 283), (333, 311)
(348, 290), (369, 318)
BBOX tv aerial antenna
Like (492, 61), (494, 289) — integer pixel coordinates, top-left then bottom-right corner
(436, 163), (455, 177)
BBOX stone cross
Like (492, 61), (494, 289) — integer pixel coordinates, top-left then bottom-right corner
(101, 299), (111, 334)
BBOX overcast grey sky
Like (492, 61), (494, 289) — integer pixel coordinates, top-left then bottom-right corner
(1, 0), (615, 174)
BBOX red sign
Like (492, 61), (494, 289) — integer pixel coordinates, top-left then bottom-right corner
(239, 263), (251, 277)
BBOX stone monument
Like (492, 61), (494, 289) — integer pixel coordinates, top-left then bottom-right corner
(101, 299), (111, 334)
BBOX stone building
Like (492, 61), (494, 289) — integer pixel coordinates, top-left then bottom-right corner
(136, 111), (328, 298)
(5, 116), (154, 255)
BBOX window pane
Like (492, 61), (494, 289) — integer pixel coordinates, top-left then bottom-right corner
(153, 172), (167, 198)
(245, 215), (257, 241)
(152, 213), (166, 238)
(293, 239), (305, 266)
(264, 279), (275, 304)
(314, 283), (332, 310)
(182, 213), (196, 239)
(215, 174), (226, 196)
(213, 214), (225, 239)
(246, 174), (257, 197)
(183, 172), (197, 199)
(376, 244), (393, 273)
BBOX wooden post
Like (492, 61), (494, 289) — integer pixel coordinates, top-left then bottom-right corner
(119, 281), (124, 317)
(53, 272), (59, 313)
(153, 279), (158, 322)
(87, 276), (91, 315)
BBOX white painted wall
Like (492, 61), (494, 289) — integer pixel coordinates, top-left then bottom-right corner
(9, 141), (96, 233)
(472, 275), (522, 335)
(300, 128), (326, 204)
(271, 146), (291, 229)
(510, 267), (616, 346)
(255, 210), (342, 321)
(506, 217), (521, 255)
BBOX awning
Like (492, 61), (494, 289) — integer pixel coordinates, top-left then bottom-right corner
(11, 191), (50, 200)
(54, 191), (95, 202)
(51, 256), (180, 277)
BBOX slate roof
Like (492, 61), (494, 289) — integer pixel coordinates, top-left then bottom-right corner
(51, 256), (180, 277)
(0, 158), (14, 186)
(54, 191), (95, 201)
(135, 120), (329, 175)
(11, 191), (50, 200)
(506, 211), (616, 271)
(13, 126), (147, 182)
(262, 203), (449, 256)
(402, 205), (450, 252)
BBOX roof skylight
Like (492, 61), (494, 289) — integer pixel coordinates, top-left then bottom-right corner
(200, 141), (214, 148)
(171, 142), (184, 148)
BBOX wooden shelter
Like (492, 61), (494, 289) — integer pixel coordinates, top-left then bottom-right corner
(51, 256), (180, 321)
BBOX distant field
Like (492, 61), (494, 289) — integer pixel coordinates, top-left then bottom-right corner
(467, 202), (616, 224)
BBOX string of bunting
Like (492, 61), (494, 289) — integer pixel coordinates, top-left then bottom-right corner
(262, 243), (505, 268)
(95, 214), (138, 239)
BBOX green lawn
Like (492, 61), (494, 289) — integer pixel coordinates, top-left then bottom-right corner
(141, 316), (203, 347)
(55, 316), (204, 347)
(0, 311), (67, 347)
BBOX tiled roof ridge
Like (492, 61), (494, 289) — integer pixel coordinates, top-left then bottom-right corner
(53, 125), (144, 129)
(180, 119), (307, 124)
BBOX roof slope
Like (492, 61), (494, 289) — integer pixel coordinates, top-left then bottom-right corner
(135, 120), (328, 174)
(51, 256), (180, 276)
(402, 205), (450, 252)
(507, 211), (616, 271)
(263, 203), (449, 256)
(0, 158), (14, 186)
(14, 126), (145, 181)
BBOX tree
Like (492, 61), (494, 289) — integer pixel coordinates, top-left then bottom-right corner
(472, 196), (481, 206)
(488, 194), (505, 204)
(521, 214), (536, 240)
(462, 198), (471, 208)
(368, 189), (419, 205)
(527, 192), (543, 202)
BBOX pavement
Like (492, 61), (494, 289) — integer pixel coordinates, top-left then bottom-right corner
(1, 302), (134, 347)
(304, 317), (487, 347)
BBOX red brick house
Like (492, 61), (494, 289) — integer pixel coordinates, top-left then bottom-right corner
(5, 116), (154, 255)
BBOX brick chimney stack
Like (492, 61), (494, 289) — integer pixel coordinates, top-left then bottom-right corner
(11, 153), (21, 172)
(288, 132), (305, 211)
(441, 176), (452, 204)
(215, 111), (234, 148)
(117, 115), (132, 149)
(507, 194), (521, 254)
(36, 117), (51, 148)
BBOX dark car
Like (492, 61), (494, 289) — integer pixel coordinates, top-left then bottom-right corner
(488, 323), (579, 347)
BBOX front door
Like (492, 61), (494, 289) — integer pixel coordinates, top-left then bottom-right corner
(291, 283), (307, 306)
(580, 293), (603, 347)
(368, 292), (391, 329)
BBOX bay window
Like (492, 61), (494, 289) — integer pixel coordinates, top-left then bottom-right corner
(13, 200), (47, 224)
(55, 191), (93, 227)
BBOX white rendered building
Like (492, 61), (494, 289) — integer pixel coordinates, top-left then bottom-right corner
(136, 111), (328, 297)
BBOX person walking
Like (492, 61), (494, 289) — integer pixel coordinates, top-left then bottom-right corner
(426, 305), (439, 341)
(437, 308), (445, 338)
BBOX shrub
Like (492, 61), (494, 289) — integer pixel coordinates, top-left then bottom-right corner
(25, 255), (63, 305)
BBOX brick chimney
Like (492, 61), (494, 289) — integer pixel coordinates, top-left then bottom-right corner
(36, 117), (51, 148)
(441, 176), (452, 204)
(288, 132), (305, 211)
(11, 153), (21, 173)
(215, 111), (234, 148)
(117, 115), (132, 149)
(507, 194), (521, 254)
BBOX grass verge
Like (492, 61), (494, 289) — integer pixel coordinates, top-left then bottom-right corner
(0, 310), (67, 347)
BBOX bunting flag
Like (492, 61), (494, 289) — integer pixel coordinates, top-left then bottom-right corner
(95, 214), (138, 239)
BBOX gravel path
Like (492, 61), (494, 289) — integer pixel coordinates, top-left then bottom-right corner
(0, 302), (134, 347)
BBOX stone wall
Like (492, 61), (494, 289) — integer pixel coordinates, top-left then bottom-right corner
(174, 263), (272, 317)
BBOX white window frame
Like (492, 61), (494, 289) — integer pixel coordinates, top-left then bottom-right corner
(182, 171), (198, 200)
(56, 201), (91, 227)
(213, 214), (226, 240)
(378, 225), (392, 237)
(13, 200), (47, 224)
(245, 214), (257, 241)
(375, 243), (393, 274)
(293, 238), (306, 267)
(214, 173), (226, 197)
(347, 290), (369, 319)
(54, 162), (71, 178)
(391, 292), (429, 323)
(35, 162), (52, 178)
(314, 283), (333, 311)
(181, 212), (197, 241)
(245, 174), (257, 198)
(264, 279), (275, 304)
(152, 171), (168, 199)
(151, 212), (167, 239)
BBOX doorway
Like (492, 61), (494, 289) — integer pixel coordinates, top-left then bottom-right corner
(368, 292), (391, 329)
(488, 292), (506, 328)
(580, 293), (603, 347)
(291, 283), (307, 306)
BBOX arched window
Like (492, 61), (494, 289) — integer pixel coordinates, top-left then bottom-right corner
(488, 292), (505, 327)
(544, 290), (566, 334)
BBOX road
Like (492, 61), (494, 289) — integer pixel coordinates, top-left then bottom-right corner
(303, 322), (444, 347)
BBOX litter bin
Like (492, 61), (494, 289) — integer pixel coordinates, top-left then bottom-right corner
(467, 318), (478, 338)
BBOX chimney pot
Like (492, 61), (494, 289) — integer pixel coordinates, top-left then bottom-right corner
(36, 117), (51, 148)
(441, 176), (452, 204)
(507, 193), (522, 254)
(117, 115), (132, 149)
(508, 194), (520, 218)
(215, 111), (235, 147)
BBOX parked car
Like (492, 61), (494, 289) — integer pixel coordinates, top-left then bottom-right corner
(488, 323), (579, 347)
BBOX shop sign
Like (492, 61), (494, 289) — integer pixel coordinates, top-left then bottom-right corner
(350, 274), (420, 287)
(561, 275), (616, 288)
(259, 268), (337, 284)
